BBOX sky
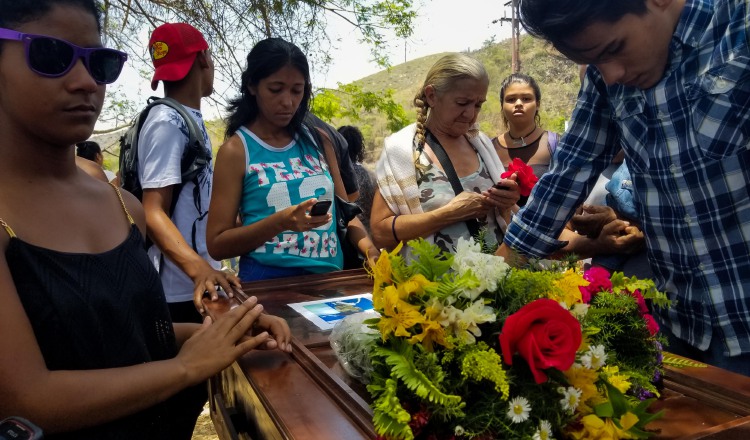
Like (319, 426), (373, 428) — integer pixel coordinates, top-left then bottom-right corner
(106, 0), (515, 124)
(313, 0), (515, 88)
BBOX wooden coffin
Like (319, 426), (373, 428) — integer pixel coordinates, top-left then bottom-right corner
(204, 270), (750, 440)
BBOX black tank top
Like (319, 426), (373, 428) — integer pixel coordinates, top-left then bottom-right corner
(2, 185), (193, 439)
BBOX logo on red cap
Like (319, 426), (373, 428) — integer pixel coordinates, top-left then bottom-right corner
(151, 42), (169, 61)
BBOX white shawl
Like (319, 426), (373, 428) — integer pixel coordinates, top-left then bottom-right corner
(376, 123), (508, 230)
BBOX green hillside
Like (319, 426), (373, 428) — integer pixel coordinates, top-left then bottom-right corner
(325, 34), (581, 164)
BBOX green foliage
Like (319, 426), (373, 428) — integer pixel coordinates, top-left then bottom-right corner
(459, 343), (509, 398)
(312, 84), (410, 133)
(593, 383), (665, 439)
(610, 272), (670, 309)
(493, 269), (556, 318)
(408, 238), (453, 281)
(309, 89), (343, 122)
(374, 343), (464, 408)
(369, 377), (414, 440)
(662, 355), (708, 369)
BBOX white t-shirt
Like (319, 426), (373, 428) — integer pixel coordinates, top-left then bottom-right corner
(137, 103), (220, 303)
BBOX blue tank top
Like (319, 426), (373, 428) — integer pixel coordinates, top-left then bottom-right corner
(237, 126), (342, 272)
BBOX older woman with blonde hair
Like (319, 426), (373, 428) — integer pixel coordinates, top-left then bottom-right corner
(371, 53), (520, 254)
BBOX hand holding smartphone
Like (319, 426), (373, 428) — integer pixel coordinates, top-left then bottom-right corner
(309, 199), (332, 216)
(492, 182), (510, 191)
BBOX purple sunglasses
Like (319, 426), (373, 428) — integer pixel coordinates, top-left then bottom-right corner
(0, 27), (127, 84)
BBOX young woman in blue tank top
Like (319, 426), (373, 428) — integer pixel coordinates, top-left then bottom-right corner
(0, 2), (291, 437)
(207, 38), (378, 282)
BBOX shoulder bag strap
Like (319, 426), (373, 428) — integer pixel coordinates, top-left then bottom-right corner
(424, 131), (481, 238)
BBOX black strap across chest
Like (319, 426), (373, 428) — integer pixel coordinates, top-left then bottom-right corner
(423, 130), (481, 238)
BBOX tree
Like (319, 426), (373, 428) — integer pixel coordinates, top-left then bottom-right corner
(310, 84), (409, 132)
(97, 0), (417, 128)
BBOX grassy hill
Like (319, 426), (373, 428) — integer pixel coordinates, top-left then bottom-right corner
(95, 34), (581, 171)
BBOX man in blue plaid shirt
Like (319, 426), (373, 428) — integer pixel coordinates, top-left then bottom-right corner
(498, 0), (750, 376)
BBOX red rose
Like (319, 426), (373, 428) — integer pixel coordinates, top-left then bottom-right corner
(500, 157), (539, 197)
(499, 298), (582, 384)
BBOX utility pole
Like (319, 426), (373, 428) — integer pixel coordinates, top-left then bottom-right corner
(496, 0), (521, 73)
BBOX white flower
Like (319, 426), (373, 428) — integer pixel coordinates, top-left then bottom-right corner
(454, 425), (465, 436)
(570, 303), (590, 318)
(451, 299), (496, 344)
(451, 237), (509, 299)
(533, 420), (554, 440)
(453, 236), (482, 264)
(581, 344), (607, 370)
(559, 386), (582, 414)
(423, 297), (447, 321)
(506, 396), (531, 423)
(437, 305), (460, 328)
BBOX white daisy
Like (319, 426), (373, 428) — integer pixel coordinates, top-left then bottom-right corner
(506, 396), (531, 423)
(533, 420), (554, 440)
(559, 386), (582, 414)
(581, 344), (608, 370)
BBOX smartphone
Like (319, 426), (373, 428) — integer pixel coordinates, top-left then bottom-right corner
(309, 199), (332, 216)
(0, 417), (43, 440)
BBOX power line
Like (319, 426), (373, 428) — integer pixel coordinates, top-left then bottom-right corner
(495, 0), (521, 73)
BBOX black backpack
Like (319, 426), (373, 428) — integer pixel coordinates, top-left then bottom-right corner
(303, 122), (364, 269)
(119, 96), (211, 213)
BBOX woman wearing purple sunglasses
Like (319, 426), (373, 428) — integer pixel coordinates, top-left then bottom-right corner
(0, 1), (292, 438)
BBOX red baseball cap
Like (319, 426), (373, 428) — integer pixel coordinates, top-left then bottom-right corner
(149, 23), (208, 90)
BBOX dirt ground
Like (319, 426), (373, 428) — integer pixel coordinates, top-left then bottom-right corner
(192, 403), (219, 440)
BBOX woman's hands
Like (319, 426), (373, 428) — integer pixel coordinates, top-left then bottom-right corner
(249, 313), (293, 353)
(175, 296), (290, 386)
(282, 199), (333, 232)
(443, 191), (491, 222)
(442, 174), (521, 223)
(482, 174), (521, 212)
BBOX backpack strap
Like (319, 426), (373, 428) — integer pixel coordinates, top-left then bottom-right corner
(152, 97), (211, 183)
(144, 97), (210, 222)
(546, 131), (559, 154)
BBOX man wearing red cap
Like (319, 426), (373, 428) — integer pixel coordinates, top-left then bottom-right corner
(136, 22), (236, 437)
(138, 23), (240, 323)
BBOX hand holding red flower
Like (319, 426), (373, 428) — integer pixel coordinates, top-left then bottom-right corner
(500, 158), (539, 197)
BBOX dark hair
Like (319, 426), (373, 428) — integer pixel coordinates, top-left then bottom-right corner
(519, 0), (647, 57)
(0, 0), (102, 35)
(76, 140), (102, 161)
(338, 126), (365, 163)
(225, 38), (312, 139)
(499, 73), (543, 129)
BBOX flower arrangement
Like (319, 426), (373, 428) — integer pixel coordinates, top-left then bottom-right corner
(332, 238), (670, 440)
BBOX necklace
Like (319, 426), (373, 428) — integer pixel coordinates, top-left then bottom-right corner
(508, 124), (537, 147)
